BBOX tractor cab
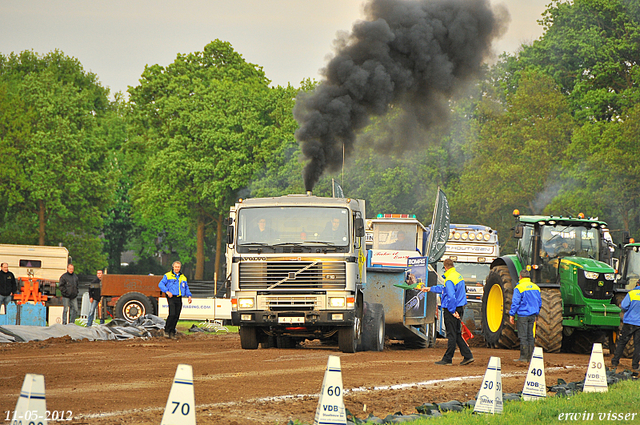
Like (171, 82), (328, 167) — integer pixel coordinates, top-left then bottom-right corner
(514, 213), (614, 293)
(616, 242), (640, 291)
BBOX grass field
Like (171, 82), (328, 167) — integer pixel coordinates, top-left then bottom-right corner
(392, 378), (640, 425)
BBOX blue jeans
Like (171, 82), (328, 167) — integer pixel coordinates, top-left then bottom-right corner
(0, 295), (12, 313)
(62, 297), (79, 325)
(86, 299), (102, 326)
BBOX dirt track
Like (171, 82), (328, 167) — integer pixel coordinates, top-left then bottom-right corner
(0, 331), (619, 425)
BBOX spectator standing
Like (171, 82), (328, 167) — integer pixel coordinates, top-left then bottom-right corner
(59, 264), (79, 325)
(423, 258), (474, 365)
(0, 262), (17, 313)
(159, 261), (192, 338)
(87, 269), (103, 327)
(611, 283), (640, 373)
(509, 269), (542, 362)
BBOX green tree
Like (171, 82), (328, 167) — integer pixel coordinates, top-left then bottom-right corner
(517, 0), (640, 121)
(454, 70), (575, 250)
(0, 50), (114, 273)
(548, 104), (640, 240)
(128, 40), (277, 280)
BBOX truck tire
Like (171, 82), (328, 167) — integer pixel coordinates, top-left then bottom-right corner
(114, 292), (154, 323)
(426, 322), (437, 348)
(481, 265), (518, 349)
(260, 334), (276, 349)
(359, 303), (385, 352)
(276, 336), (296, 348)
(239, 326), (258, 349)
(612, 293), (634, 358)
(338, 317), (360, 353)
(536, 289), (563, 353)
(404, 330), (428, 349)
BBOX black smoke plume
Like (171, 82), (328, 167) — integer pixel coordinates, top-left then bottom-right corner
(294, 0), (509, 191)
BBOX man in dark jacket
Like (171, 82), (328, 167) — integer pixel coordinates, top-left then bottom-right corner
(59, 264), (79, 325)
(0, 262), (17, 313)
(87, 269), (103, 327)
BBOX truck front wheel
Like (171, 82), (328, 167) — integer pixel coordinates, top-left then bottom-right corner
(339, 317), (360, 353)
(239, 326), (258, 349)
(114, 292), (154, 323)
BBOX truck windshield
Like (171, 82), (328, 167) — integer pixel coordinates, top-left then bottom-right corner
(237, 207), (350, 249)
(373, 223), (418, 251)
(436, 262), (490, 285)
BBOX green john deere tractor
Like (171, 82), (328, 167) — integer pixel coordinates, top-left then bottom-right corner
(481, 210), (620, 353)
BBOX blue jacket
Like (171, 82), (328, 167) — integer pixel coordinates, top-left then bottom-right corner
(431, 267), (466, 314)
(621, 286), (640, 326)
(159, 271), (192, 298)
(509, 278), (541, 317)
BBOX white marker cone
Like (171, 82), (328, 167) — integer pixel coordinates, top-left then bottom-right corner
(314, 355), (347, 425)
(161, 364), (196, 425)
(473, 356), (503, 414)
(13, 374), (48, 424)
(522, 347), (546, 400)
(584, 342), (608, 393)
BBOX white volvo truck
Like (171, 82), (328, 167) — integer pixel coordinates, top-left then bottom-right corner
(227, 194), (384, 353)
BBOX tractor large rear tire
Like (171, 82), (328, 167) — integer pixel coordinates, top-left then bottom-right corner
(481, 265), (518, 349)
(536, 289), (563, 353)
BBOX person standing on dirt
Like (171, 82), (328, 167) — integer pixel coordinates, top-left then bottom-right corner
(159, 261), (193, 338)
(423, 258), (474, 365)
(509, 269), (541, 362)
(59, 264), (79, 325)
(611, 282), (640, 374)
(0, 262), (17, 313)
(87, 269), (103, 327)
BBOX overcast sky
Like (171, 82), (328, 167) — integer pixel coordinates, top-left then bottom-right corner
(0, 0), (549, 98)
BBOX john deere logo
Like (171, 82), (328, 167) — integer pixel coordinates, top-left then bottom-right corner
(598, 281), (604, 287)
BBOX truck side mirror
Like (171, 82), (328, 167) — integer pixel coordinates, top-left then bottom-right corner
(224, 217), (234, 226)
(355, 217), (365, 237)
(513, 223), (524, 239)
(227, 225), (234, 244)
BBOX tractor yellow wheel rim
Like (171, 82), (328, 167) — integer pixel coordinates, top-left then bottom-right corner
(486, 284), (504, 333)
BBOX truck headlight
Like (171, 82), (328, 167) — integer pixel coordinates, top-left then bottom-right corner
(238, 298), (255, 309)
(329, 297), (345, 308)
(604, 273), (615, 281)
(584, 271), (599, 280)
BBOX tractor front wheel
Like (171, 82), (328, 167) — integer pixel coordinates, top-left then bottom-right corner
(481, 265), (518, 349)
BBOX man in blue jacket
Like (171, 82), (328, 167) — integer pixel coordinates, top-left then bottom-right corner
(159, 261), (192, 338)
(424, 258), (474, 365)
(611, 283), (640, 373)
(509, 268), (542, 362)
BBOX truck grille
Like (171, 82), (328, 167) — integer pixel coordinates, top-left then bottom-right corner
(239, 261), (346, 290)
(264, 295), (320, 309)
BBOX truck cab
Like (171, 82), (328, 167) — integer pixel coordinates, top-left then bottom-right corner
(226, 194), (367, 353)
